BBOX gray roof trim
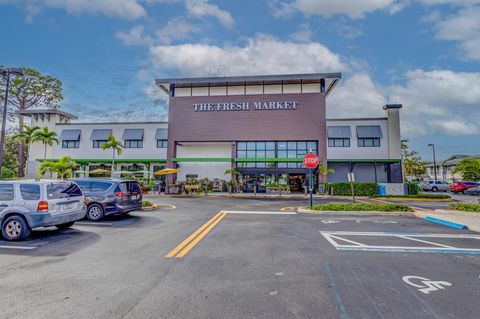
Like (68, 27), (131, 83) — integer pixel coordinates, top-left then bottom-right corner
(327, 117), (388, 121)
(327, 126), (352, 138)
(356, 125), (383, 138)
(155, 128), (168, 140)
(17, 109), (78, 119)
(60, 129), (81, 141)
(122, 129), (144, 140)
(90, 129), (112, 141)
(156, 73), (342, 96)
(56, 121), (168, 126)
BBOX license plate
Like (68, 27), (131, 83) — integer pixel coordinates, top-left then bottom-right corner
(130, 195), (138, 200)
(62, 203), (75, 210)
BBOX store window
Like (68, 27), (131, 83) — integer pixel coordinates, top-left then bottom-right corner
(93, 140), (108, 148)
(328, 138), (350, 147)
(62, 140), (80, 149)
(358, 138), (380, 147)
(125, 140), (143, 148)
(157, 139), (167, 148)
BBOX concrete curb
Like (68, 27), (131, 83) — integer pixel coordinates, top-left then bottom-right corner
(296, 206), (414, 216)
(423, 217), (469, 230)
(414, 211), (480, 233)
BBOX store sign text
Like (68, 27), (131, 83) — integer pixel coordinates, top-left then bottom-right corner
(192, 101), (299, 112)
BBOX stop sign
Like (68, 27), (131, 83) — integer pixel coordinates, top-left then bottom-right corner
(303, 153), (319, 169)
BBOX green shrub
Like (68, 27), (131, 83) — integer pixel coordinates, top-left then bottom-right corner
(405, 181), (421, 195)
(448, 203), (480, 212)
(142, 200), (153, 207)
(371, 194), (451, 199)
(311, 202), (413, 212)
(321, 182), (378, 196)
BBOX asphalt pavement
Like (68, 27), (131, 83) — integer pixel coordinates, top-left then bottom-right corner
(0, 196), (479, 319)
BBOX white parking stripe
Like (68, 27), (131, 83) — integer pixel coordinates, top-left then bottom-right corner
(222, 210), (296, 215)
(0, 245), (36, 250)
(395, 235), (454, 248)
(75, 222), (113, 226)
(329, 235), (367, 247)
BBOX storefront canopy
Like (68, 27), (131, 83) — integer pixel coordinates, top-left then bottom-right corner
(90, 129), (112, 141)
(155, 128), (168, 140)
(60, 129), (81, 141)
(122, 129), (144, 140)
(327, 126), (351, 138)
(356, 125), (383, 138)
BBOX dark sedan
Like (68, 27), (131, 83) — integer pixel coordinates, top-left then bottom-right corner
(73, 179), (142, 221)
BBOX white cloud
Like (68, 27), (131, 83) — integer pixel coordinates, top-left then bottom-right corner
(185, 0), (234, 27)
(115, 25), (151, 46)
(148, 34), (348, 76)
(289, 23), (313, 42)
(432, 6), (480, 60)
(155, 17), (201, 44)
(329, 69), (480, 137)
(291, 0), (398, 19)
(44, 0), (146, 19)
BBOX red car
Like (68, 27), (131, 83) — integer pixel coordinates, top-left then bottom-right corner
(449, 182), (480, 194)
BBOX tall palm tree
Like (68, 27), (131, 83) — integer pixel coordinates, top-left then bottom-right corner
(33, 127), (59, 160)
(318, 163), (335, 183)
(102, 134), (123, 177)
(13, 124), (40, 176)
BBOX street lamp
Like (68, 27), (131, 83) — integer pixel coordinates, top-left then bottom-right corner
(427, 143), (437, 181)
(0, 67), (24, 177)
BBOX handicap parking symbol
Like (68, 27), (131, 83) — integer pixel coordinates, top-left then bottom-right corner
(402, 276), (452, 294)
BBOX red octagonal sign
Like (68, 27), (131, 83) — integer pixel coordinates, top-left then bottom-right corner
(303, 153), (319, 169)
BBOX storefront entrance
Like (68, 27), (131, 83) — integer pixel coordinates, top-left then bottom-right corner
(289, 174), (305, 193)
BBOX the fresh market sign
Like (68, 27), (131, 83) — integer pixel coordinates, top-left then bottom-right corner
(192, 101), (298, 112)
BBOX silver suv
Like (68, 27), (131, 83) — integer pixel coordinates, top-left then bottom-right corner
(0, 180), (87, 241)
(420, 180), (450, 192)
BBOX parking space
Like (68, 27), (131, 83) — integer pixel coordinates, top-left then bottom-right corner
(0, 197), (479, 319)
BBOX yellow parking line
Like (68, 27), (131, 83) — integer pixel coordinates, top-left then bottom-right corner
(165, 212), (224, 258)
(175, 212), (226, 258)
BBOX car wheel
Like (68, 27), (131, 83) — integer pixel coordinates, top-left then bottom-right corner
(55, 222), (75, 229)
(86, 204), (104, 221)
(1, 215), (31, 241)
(432, 187), (438, 192)
(461, 190), (466, 194)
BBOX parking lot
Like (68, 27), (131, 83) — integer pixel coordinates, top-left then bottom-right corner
(0, 196), (479, 319)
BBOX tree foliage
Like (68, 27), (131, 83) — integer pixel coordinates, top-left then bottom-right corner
(401, 138), (427, 179)
(102, 134), (123, 176)
(39, 156), (78, 179)
(32, 127), (59, 159)
(452, 158), (480, 181)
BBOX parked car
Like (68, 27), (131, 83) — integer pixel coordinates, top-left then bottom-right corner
(419, 180), (450, 192)
(73, 179), (142, 221)
(464, 186), (480, 196)
(449, 181), (480, 194)
(0, 180), (86, 241)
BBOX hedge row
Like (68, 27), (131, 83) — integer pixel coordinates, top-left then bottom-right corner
(371, 194), (451, 199)
(321, 182), (378, 196)
(448, 203), (480, 212)
(311, 203), (413, 212)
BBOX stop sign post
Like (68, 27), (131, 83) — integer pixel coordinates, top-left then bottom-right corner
(303, 153), (319, 208)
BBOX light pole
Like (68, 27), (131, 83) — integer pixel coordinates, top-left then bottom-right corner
(428, 143), (437, 181)
(0, 67), (24, 177)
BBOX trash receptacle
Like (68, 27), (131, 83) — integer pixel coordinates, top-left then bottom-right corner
(378, 185), (386, 196)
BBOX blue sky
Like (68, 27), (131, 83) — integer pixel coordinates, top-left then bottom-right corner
(0, 0), (479, 160)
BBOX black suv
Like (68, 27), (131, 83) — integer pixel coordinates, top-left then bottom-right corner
(73, 179), (142, 221)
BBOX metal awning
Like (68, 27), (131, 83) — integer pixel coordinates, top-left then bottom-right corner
(60, 129), (81, 141)
(155, 128), (168, 140)
(356, 125), (383, 138)
(327, 126), (351, 138)
(90, 129), (112, 141)
(122, 129), (144, 140)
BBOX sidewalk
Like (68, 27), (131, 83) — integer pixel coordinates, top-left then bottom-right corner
(415, 210), (480, 232)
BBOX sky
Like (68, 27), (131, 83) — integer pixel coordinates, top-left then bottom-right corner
(0, 0), (479, 161)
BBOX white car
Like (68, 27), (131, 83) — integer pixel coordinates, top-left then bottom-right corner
(420, 180), (450, 192)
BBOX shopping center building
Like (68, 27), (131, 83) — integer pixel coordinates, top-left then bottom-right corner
(23, 73), (403, 193)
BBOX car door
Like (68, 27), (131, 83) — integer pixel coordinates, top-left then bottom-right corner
(0, 183), (15, 215)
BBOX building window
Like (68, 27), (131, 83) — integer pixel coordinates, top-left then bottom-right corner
(62, 140), (80, 149)
(124, 140), (143, 148)
(157, 139), (167, 148)
(328, 138), (350, 147)
(93, 140), (108, 148)
(358, 138), (380, 147)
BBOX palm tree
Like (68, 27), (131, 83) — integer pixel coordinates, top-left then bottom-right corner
(38, 156), (78, 179)
(318, 163), (335, 183)
(102, 134), (123, 177)
(401, 138), (409, 158)
(14, 124), (40, 176)
(33, 127), (59, 160)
